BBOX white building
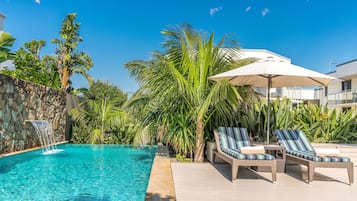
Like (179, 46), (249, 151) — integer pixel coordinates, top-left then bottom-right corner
(236, 49), (317, 103)
(236, 49), (291, 63)
(318, 59), (357, 112)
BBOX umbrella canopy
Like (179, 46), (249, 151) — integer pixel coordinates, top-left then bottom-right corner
(209, 59), (335, 87)
(209, 59), (336, 144)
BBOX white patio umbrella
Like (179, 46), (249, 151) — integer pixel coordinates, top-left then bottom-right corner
(209, 59), (336, 144)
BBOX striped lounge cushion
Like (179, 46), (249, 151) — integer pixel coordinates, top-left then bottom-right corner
(221, 147), (275, 160)
(218, 127), (275, 160)
(275, 129), (351, 163)
(218, 127), (251, 151)
(275, 129), (314, 152)
(287, 150), (350, 162)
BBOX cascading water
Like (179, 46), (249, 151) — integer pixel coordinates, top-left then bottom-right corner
(25, 120), (63, 155)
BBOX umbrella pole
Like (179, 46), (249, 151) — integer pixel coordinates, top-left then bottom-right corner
(266, 76), (272, 145)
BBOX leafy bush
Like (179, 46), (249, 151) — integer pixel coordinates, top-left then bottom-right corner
(240, 97), (294, 142)
(70, 81), (137, 144)
(294, 104), (357, 143)
(239, 97), (357, 144)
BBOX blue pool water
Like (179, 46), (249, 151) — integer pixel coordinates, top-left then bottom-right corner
(0, 144), (156, 201)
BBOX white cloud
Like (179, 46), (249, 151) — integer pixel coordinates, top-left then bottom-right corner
(209, 6), (223, 16)
(262, 8), (269, 16)
(245, 6), (252, 12)
(35, 0), (40, 4)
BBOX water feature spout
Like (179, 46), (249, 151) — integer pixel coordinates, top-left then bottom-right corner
(24, 120), (63, 154)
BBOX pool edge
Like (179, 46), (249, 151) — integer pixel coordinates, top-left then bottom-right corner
(0, 141), (69, 158)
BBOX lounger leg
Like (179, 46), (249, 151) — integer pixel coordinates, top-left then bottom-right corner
(308, 164), (314, 184)
(271, 161), (277, 183)
(231, 162), (238, 182)
(347, 163), (354, 185)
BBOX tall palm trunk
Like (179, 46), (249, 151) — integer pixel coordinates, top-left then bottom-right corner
(194, 118), (205, 162)
(62, 67), (70, 91)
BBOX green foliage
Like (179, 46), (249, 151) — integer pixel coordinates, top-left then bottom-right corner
(271, 97), (295, 130)
(70, 98), (127, 144)
(52, 13), (93, 92)
(0, 31), (15, 63)
(69, 82), (141, 145)
(240, 101), (265, 141)
(1, 13), (92, 92)
(164, 110), (195, 155)
(294, 104), (357, 143)
(82, 81), (128, 106)
(70, 121), (90, 143)
(176, 153), (192, 162)
(1, 40), (61, 89)
(125, 24), (255, 161)
(239, 97), (357, 144)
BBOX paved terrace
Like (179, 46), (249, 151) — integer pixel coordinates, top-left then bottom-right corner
(172, 143), (357, 201)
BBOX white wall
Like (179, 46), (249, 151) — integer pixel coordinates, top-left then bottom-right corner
(327, 60), (357, 95)
(238, 49), (291, 63)
(280, 87), (315, 100)
(323, 60), (357, 112)
(331, 60), (357, 79)
(352, 78), (357, 92)
(327, 79), (342, 95)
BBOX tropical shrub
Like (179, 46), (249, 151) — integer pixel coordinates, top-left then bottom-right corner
(70, 120), (90, 143)
(70, 99), (127, 144)
(239, 97), (357, 144)
(294, 104), (357, 143)
(69, 81), (135, 144)
(240, 101), (265, 141)
(239, 97), (294, 142)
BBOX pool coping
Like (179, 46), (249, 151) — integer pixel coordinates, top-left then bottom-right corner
(0, 141), (68, 158)
(145, 156), (176, 201)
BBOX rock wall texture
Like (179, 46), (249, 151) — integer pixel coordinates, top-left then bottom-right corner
(0, 74), (67, 154)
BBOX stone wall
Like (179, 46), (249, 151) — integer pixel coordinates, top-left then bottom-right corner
(0, 74), (67, 154)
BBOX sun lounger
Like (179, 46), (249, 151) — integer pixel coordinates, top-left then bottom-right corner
(213, 127), (277, 183)
(274, 129), (353, 184)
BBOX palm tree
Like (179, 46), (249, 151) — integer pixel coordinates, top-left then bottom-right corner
(126, 25), (246, 162)
(0, 31), (15, 63)
(52, 13), (93, 93)
(70, 98), (127, 144)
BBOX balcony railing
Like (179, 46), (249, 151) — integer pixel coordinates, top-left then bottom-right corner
(328, 90), (357, 105)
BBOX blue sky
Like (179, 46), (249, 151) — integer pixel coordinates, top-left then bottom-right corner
(1, 0), (357, 93)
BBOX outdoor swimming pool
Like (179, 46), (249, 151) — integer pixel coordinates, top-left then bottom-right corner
(0, 144), (156, 201)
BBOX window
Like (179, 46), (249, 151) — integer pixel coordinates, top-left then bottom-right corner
(324, 87), (328, 97)
(341, 80), (351, 91)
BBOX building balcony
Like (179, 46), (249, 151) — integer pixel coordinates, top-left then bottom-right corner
(327, 90), (357, 105)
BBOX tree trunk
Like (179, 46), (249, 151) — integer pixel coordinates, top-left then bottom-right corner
(62, 67), (70, 92)
(194, 118), (205, 162)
